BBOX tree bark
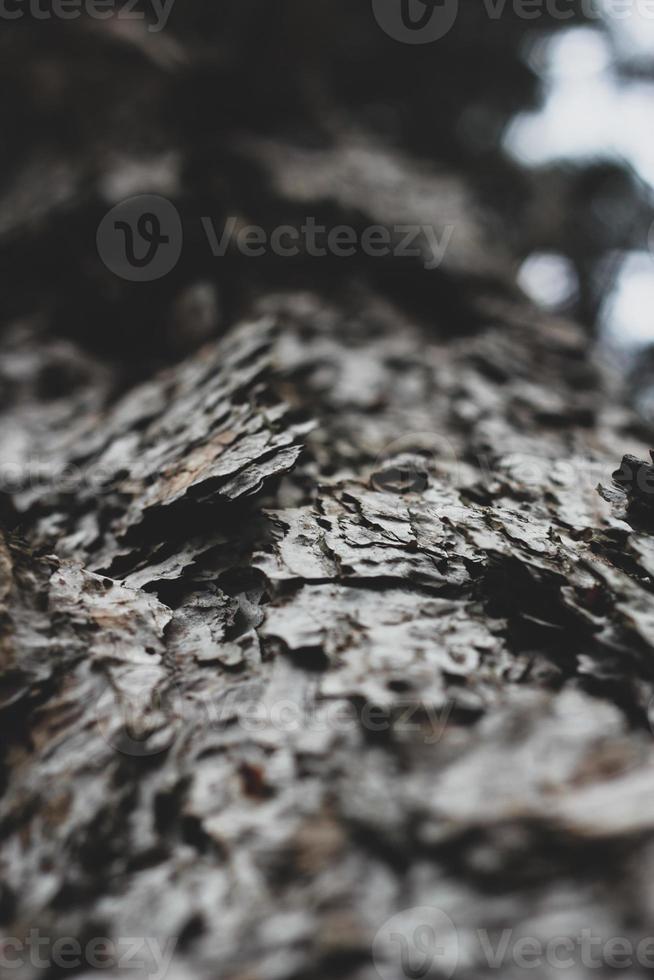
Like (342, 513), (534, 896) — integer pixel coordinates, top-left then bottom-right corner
(2, 9), (654, 980)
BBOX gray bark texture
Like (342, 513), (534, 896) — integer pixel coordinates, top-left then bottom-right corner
(2, 7), (654, 980)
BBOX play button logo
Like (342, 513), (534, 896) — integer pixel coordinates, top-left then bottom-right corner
(372, 0), (459, 43)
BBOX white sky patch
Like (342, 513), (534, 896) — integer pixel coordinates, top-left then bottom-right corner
(601, 0), (654, 59)
(599, 250), (654, 346)
(506, 27), (654, 186)
(518, 251), (579, 308)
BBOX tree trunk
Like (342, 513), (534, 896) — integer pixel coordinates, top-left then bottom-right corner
(2, 8), (654, 980)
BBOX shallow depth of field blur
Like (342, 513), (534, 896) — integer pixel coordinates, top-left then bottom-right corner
(0, 1), (652, 414)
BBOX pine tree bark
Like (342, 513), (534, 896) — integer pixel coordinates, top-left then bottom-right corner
(2, 9), (654, 980)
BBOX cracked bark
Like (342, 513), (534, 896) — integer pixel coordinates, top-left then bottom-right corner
(2, 8), (654, 980)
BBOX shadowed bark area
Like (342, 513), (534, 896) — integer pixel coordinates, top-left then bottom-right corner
(2, 5), (654, 980)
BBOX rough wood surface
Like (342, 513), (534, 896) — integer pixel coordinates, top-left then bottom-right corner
(2, 7), (654, 980)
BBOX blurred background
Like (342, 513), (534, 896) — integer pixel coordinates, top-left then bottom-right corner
(0, 0), (652, 409)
